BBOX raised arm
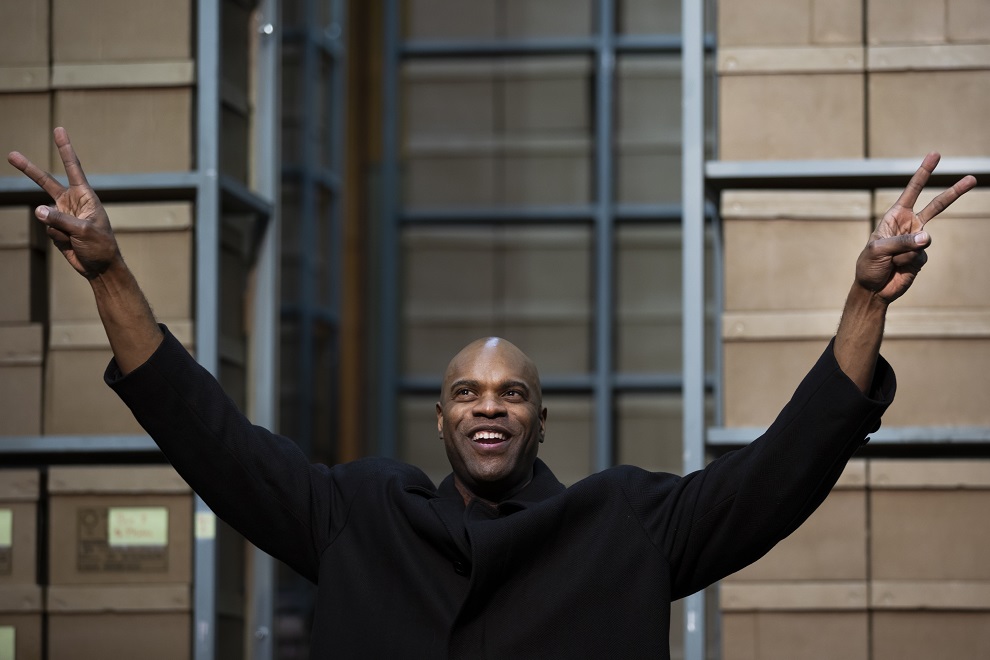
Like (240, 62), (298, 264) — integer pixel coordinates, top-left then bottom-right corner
(835, 153), (977, 392)
(7, 127), (163, 373)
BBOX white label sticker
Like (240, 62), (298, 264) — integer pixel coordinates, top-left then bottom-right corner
(195, 511), (216, 540)
(0, 626), (14, 660)
(107, 507), (169, 547)
(0, 510), (11, 548)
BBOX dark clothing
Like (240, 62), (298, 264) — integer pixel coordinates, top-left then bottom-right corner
(107, 327), (894, 659)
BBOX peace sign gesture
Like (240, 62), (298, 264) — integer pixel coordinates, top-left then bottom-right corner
(8, 128), (161, 372)
(856, 152), (977, 304)
(7, 127), (121, 280)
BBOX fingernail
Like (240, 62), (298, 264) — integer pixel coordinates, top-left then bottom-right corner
(36, 206), (49, 220)
(915, 231), (928, 245)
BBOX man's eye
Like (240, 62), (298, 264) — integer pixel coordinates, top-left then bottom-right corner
(457, 388), (472, 396)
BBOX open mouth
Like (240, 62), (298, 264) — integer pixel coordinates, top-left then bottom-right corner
(471, 430), (508, 445)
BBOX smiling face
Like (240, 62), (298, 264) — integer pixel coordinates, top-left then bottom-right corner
(436, 337), (547, 504)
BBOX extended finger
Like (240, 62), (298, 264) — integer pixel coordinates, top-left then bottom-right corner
(53, 127), (90, 188)
(917, 174), (978, 226)
(891, 248), (928, 270)
(45, 225), (72, 246)
(893, 152), (941, 211)
(7, 151), (67, 200)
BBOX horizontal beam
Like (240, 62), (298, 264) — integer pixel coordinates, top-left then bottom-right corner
(400, 373), (715, 395)
(708, 426), (990, 447)
(0, 171), (202, 203)
(400, 203), (716, 225)
(401, 34), (714, 58)
(0, 435), (161, 454)
(219, 174), (276, 216)
(706, 157), (990, 191)
(281, 164), (341, 192)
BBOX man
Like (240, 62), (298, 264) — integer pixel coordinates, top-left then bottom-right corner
(9, 129), (976, 658)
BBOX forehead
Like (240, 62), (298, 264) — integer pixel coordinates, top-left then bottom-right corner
(444, 340), (538, 386)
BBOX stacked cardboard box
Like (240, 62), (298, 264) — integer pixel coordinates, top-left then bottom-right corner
(402, 225), (591, 377)
(867, 0), (990, 158)
(616, 57), (684, 205)
(0, 470), (42, 660)
(720, 190), (872, 427)
(615, 225), (716, 374)
(402, 57), (591, 208)
(404, 0), (592, 40)
(868, 188), (990, 426)
(721, 458), (990, 658)
(870, 460), (990, 658)
(722, 461), (869, 660)
(219, 213), (254, 411)
(220, 0), (257, 186)
(0, 208), (46, 328)
(46, 466), (193, 660)
(717, 0), (864, 160)
(0, 208), (46, 438)
(0, 3), (50, 175)
(45, 202), (195, 435)
(49, 0), (193, 174)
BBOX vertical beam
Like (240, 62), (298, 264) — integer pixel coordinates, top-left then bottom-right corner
(327, 0), (348, 459)
(378, 0), (401, 458)
(296, 0), (319, 456)
(681, 0), (707, 657)
(592, 0), (616, 473)
(247, 0), (281, 658)
(195, 0), (221, 657)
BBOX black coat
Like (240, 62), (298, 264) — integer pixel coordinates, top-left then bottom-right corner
(108, 328), (894, 659)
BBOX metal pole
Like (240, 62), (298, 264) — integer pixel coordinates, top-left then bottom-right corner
(247, 0), (282, 657)
(592, 0), (616, 473)
(295, 0), (319, 457)
(378, 0), (401, 458)
(326, 0), (348, 459)
(195, 0), (221, 657)
(681, 0), (707, 656)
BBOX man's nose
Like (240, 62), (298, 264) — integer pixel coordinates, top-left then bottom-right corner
(473, 393), (506, 416)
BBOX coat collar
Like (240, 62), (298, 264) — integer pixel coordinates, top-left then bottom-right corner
(434, 458), (565, 511)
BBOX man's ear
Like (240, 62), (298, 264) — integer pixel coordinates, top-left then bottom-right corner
(436, 402), (444, 435)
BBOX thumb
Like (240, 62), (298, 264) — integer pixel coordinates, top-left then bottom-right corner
(870, 231), (930, 257)
(36, 205), (85, 236)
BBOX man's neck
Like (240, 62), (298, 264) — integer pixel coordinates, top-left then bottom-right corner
(453, 471), (534, 508)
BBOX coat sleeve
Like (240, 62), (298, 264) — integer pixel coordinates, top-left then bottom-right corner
(622, 339), (895, 600)
(105, 325), (342, 583)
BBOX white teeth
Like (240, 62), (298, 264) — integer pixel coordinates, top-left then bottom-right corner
(472, 431), (506, 441)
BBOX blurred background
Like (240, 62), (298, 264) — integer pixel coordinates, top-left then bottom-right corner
(1, 0), (989, 658)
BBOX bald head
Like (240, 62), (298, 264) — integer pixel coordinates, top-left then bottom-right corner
(437, 337), (547, 504)
(441, 337), (543, 407)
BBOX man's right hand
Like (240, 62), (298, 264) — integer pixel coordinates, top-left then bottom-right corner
(9, 127), (163, 374)
(8, 127), (121, 280)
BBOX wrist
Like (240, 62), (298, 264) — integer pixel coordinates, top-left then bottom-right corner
(848, 281), (891, 313)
